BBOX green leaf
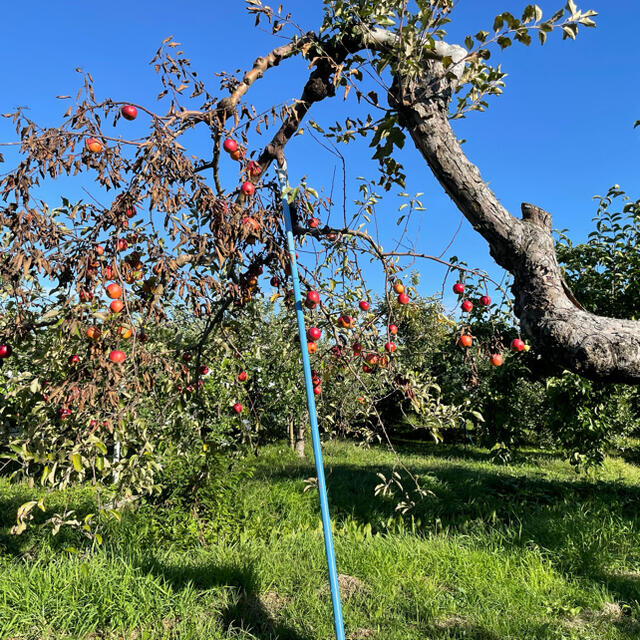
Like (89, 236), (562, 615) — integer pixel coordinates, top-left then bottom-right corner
(71, 453), (83, 472)
(94, 441), (107, 455)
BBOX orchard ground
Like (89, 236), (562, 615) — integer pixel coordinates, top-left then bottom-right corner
(2, 439), (640, 639)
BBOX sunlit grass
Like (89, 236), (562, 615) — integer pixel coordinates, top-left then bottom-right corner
(1, 439), (639, 639)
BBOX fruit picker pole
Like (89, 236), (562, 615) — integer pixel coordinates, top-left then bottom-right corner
(276, 160), (346, 640)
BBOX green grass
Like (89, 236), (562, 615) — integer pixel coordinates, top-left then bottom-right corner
(2, 439), (640, 639)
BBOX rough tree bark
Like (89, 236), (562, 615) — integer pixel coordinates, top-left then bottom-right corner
(389, 56), (640, 384)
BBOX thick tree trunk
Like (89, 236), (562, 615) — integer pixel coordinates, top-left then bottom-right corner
(390, 61), (640, 384)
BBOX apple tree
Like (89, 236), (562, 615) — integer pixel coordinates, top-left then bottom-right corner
(4, 0), (638, 529)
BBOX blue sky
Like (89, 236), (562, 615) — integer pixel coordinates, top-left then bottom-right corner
(1, 0), (638, 311)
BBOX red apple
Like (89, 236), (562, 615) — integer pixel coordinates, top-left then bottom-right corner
(307, 342), (317, 354)
(397, 293), (409, 305)
(199, 365), (209, 375)
(461, 300), (473, 313)
(511, 338), (525, 352)
(121, 105), (137, 120)
(458, 334), (473, 348)
(388, 324), (398, 335)
(489, 353), (503, 367)
(359, 300), (370, 311)
(232, 402), (243, 414)
(306, 291), (320, 305)
(86, 137), (103, 153)
(109, 350), (126, 364)
(0, 344), (13, 358)
(352, 342), (363, 355)
(453, 283), (465, 295)
(338, 314), (354, 329)
(237, 371), (248, 382)
(480, 295), (491, 306)
(313, 385), (322, 395)
(96, 245), (104, 256)
(241, 181), (255, 196)
(308, 217), (320, 228)
(384, 342), (396, 353)
(110, 300), (124, 313)
(223, 138), (238, 153)
(106, 283), (122, 299)
(270, 276), (281, 287)
(68, 354), (80, 365)
(307, 327), (322, 342)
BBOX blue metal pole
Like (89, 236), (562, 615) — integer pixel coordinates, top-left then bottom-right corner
(276, 163), (346, 640)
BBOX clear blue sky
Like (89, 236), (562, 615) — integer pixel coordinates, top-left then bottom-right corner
(1, 1), (638, 310)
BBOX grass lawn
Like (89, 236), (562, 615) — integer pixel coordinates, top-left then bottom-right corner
(1, 439), (640, 639)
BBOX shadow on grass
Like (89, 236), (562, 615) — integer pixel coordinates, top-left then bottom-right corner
(144, 557), (313, 640)
(616, 441), (640, 467)
(4, 440), (640, 619)
(254, 445), (640, 607)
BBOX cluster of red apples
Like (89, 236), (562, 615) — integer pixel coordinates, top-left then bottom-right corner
(300, 282), (406, 395)
(453, 282), (527, 366)
(222, 137), (262, 197)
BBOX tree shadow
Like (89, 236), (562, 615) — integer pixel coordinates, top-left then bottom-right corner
(593, 570), (640, 610)
(4, 440), (640, 629)
(428, 619), (504, 639)
(387, 439), (496, 463)
(615, 440), (640, 467)
(258, 448), (640, 607)
(143, 556), (313, 640)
